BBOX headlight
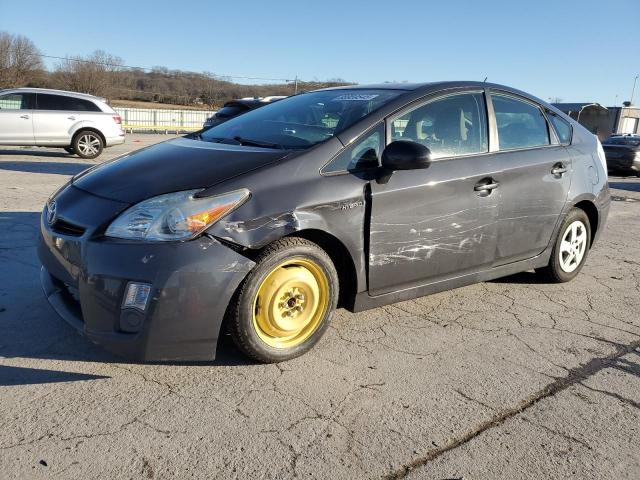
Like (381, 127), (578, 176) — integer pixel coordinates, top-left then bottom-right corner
(105, 189), (250, 241)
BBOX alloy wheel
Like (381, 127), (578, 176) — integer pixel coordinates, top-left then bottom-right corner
(558, 220), (588, 273)
(77, 134), (101, 157)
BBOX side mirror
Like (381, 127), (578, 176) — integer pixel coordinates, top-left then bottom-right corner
(381, 140), (432, 171)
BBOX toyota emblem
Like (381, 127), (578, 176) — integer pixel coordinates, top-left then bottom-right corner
(47, 201), (58, 225)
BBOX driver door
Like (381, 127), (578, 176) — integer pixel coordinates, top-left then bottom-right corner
(368, 91), (500, 295)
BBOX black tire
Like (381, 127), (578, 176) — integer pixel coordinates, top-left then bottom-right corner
(536, 208), (591, 283)
(72, 130), (104, 159)
(228, 237), (339, 363)
(63, 146), (75, 155)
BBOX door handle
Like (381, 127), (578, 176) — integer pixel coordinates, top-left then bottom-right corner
(67, 116), (76, 120)
(20, 114), (29, 119)
(474, 181), (499, 192)
(551, 165), (567, 176)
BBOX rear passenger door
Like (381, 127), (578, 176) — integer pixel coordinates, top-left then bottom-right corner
(0, 92), (35, 144)
(489, 92), (572, 265)
(33, 94), (97, 144)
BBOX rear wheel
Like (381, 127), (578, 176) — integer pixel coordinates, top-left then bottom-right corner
(536, 208), (591, 283)
(228, 237), (339, 363)
(73, 130), (104, 159)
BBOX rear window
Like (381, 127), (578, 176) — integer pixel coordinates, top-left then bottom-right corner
(216, 105), (248, 118)
(36, 94), (102, 112)
(603, 136), (640, 147)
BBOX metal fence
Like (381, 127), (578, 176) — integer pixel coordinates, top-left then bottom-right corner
(113, 107), (216, 133)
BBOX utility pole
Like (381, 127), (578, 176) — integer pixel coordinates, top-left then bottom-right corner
(631, 74), (639, 106)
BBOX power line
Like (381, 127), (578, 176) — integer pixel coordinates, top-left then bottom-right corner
(32, 53), (297, 83)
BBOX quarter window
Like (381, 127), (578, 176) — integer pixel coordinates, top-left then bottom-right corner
(390, 92), (488, 159)
(547, 112), (572, 145)
(36, 94), (101, 112)
(323, 123), (384, 174)
(492, 95), (550, 150)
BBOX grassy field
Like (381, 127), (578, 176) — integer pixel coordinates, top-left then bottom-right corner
(110, 99), (214, 110)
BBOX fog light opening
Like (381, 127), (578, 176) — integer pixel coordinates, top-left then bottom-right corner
(123, 282), (152, 311)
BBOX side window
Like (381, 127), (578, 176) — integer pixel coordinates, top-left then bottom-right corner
(36, 94), (100, 112)
(547, 112), (572, 145)
(492, 94), (550, 150)
(390, 92), (488, 159)
(0, 93), (32, 110)
(323, 123), (384, 174)
(74, 98), (101, 112)
(37, 94), (67, 111)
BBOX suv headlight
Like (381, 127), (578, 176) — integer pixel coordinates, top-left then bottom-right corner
(105, 189), (250, 241)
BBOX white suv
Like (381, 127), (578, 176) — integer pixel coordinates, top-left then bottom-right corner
(0, 88), (125, 158)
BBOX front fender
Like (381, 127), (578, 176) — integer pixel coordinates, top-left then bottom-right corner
(205, 175), (370, 294)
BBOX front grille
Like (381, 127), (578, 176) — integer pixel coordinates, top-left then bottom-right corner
(51, 219), (86, 237)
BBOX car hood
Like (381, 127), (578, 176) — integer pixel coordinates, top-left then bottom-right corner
(72, 137), (291, 204)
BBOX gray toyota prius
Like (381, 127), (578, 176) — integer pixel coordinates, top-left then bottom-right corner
(38, 81), (610, 363)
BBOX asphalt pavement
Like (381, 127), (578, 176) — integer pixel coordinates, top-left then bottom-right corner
(1, 135), (639, 479)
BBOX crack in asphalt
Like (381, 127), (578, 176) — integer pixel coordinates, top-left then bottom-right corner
(1, 181), (639, 477)
(384, 340), (640, 479)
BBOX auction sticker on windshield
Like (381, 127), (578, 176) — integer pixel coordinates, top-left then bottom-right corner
(332, 94), (380, 101)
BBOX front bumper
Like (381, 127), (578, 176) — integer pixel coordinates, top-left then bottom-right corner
(38, 197), (254, 361)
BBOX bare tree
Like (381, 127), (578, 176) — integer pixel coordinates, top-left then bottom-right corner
(0, 31), (44, 88)
(53, 50), (124, 98)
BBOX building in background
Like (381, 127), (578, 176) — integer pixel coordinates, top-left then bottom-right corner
(554, 102), (640, 140)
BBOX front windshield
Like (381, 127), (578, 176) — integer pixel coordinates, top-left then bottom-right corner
(199, 89), (403, 149)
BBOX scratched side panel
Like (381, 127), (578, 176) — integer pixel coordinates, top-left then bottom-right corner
(491, 146), (572, 265)
(368, 155), (500, 296)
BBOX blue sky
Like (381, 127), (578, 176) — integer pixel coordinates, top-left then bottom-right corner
(1, 0), (638, 105)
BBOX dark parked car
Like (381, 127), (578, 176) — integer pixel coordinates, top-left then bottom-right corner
(39, 82), (610, 363)
(602, 134), (640, 176)
(202, 96), (286, 128)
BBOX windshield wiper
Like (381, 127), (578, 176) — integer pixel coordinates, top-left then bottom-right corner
(233, 136), (284, 149)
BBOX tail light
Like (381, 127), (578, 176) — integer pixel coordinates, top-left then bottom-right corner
(595, 138), (608, 180)
(112, 115), (122, 124)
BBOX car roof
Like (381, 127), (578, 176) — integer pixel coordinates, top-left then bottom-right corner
(2, 87), (105, 102)
(314, 80), (536, 96)
(318, 81), (496, 90)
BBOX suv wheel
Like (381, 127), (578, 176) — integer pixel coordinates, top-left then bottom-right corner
(73, 131), (104, 159)
(228, 237), (339, 363)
